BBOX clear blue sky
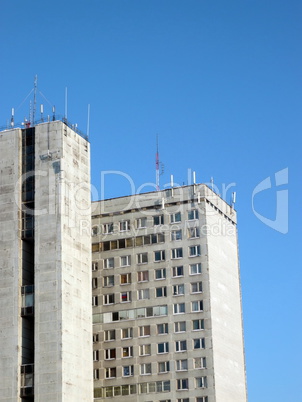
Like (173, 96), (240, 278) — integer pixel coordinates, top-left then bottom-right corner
(1, 1), (301, 401)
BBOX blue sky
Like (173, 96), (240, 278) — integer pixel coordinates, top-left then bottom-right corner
(1, 1), (301, 400)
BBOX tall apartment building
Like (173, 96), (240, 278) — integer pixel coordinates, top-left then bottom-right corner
(0, 120), (93, 401)
(91, 185), (247, 402)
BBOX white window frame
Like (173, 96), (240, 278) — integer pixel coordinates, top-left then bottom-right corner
(172, 265), (184, 277)
(171, 247), (183, 259)
(191, 281), (203, 293)
(120, 273), (131, 285)
(137, 270), (149, 282)
(176, 359), (188, 371)
(157, 323), (168, 335)
(104, 257), (114, 269)
(92, 277), (98, 289)
(105, 348), (116, 360)
(153, 214), (164, 225)
(173, 284), (185, 296)
(192, 300), (203, 312)
(193, 338), (205, 350)
(121, 327), (133, 339)
(195, 376), (207, 388)
(92, 261), (98, 271)
(192, 319), (205, 331)
(190, 263), (202, 275)
(139, 325), (151, 337)
(93, 350), (99, 361)
(175, 340), (187, 352)
(121, 291), (131, 303)
(154, 250), (165, 262)
(188, 209), (199, 220)
(119, 220), (130, 232)
(194, 357), (206, 369)
(136, 217), (147, 229)
(105, 367), (116, 379)
(92, 296), (98, 306)
(120, 255), (131, 267)
(188, 227), (200, 239)
(103, 222), (114, 234)
(189, 245), (201, 257)
(177, 378), (188, 390)
(174, 321), (186, 333)
(157, 342), (169, 354)
(103, 275), (114, 287)
(174, 303), (185, 314)
(156, 286), (167, 298)
(155, 267), (166, 280)
(140, 363), (152, 375)
(122, 346), (133, 358)
(158, 361), (170, 373)
(171, 229), (182, 241)
(123, 365), (134, 377)
(137, 252), (148, 264)
(138, 288), (150, 300)
(170, 212), (181, 223)
(139, 344), (151, 356)
(104, 293), (115, 305)
(104, 329), (115, 341)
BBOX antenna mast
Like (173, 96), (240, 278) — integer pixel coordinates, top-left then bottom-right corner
(32, 75), (38, 125)
(156, 134), (160, 191)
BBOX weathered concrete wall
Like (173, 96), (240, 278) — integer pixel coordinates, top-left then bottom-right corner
(0, 129), (22, 401)
(33, 121), (93, 401)
(205, 199), (247, 401)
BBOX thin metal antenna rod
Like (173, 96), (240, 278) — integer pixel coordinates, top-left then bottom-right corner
(32, 75), (37, 125)
(156, 134), (160, 191)
(87, 104), (90, 138)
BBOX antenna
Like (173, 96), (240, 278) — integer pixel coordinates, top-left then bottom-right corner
(52, 106), (56, 121)
(11, 108), (15, 128)
(231, 192), (236, 209)
(193, 171), (196, 184)
(156, 134), (160, 191)
(210, 177), (214, 192)
(32, 75), (37, 125)
(40, 104), (44, 122)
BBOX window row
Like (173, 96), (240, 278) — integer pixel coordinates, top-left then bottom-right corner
(92, 210), (200, 236)
(96, 263), (202, 288)
(94, 380), (171, 398)
(93, 305), (168, 324)
(93, 319), (205, 343)
(93, 338), (206, 361)
(101, 361), (207, 378)
(96, 289), (203, 305)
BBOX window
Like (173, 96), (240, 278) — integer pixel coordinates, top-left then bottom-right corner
(173, 284), (185, 296)
(122, 346), (133, 358)
(93, 350), (99, 361)
(154, 250), (165, 262)
(196, 397), (208, 402)
(189, 245), (201, 257)
(92, 226), (99, 236)
(139, 325), (151, 337)
(176, 359), (188, 371)
(195, 376), (207, 388)
(157, 323), (168, 335)
(175, 340), (187, 352)
(170, 212), (181, 223)
(104, 257), (114, 269)
(123, 365), (134, 377)
(93, 368), (99, 380)
(188, 227), (200, 239)
(92, 296), (98, 306)
(192, 300), (203, 312)
(156, 286), (167, 298)
(121, 328), (133, 339)
(157, 342), (169, 354)
(120, 220), (130, 231)
(138, 289), (150, 300)
(137, 252), (148, 264)
(190, 263), (202, 275)
(140, 363), (152, 375)
(174, 321), (186, 333)
(155, 268), (166, 280)
(137, 270), (149, 282)
(104, 329), (115, 341)
(172, 266), (184, 277)
(174, 303), (185, 314)
(154, 215), (164, 225)
(103, 222), (114, 234)
(105, 348), (116, 360)
(194, 357), (206, 369)
(120, 255), (131, 267)
(104, 293), (115, 305)
(120, 273), (131, 285)
(171, 229), (182, 241)
(193, 319), (205, 331)
(103, 275), (114, 287)
(105, 367), (116, 379)
(121, 291), (131, 303)
(193, 338), (205, 349)
(191, 281), (203, 293)
(93, 333), (99, 343)
(188, 209), (199, 220)
(177, 378), (188, 390)
(92, 261), (98, 271)
(92, 277), (98, 289)
(178, 399), (189, 402)
(139, 344), (151, 356)
(158, 361), (170, 373)
(136, 217), (147, 228)
(171, 248), (183, 259)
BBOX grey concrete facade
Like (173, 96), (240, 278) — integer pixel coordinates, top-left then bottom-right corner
(0, 121), (93, 401)
(91, 185), (247, 402)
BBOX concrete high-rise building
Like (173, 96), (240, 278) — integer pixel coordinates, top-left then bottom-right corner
(0, 120), (93, 401)
(91, 185), (247, 402)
